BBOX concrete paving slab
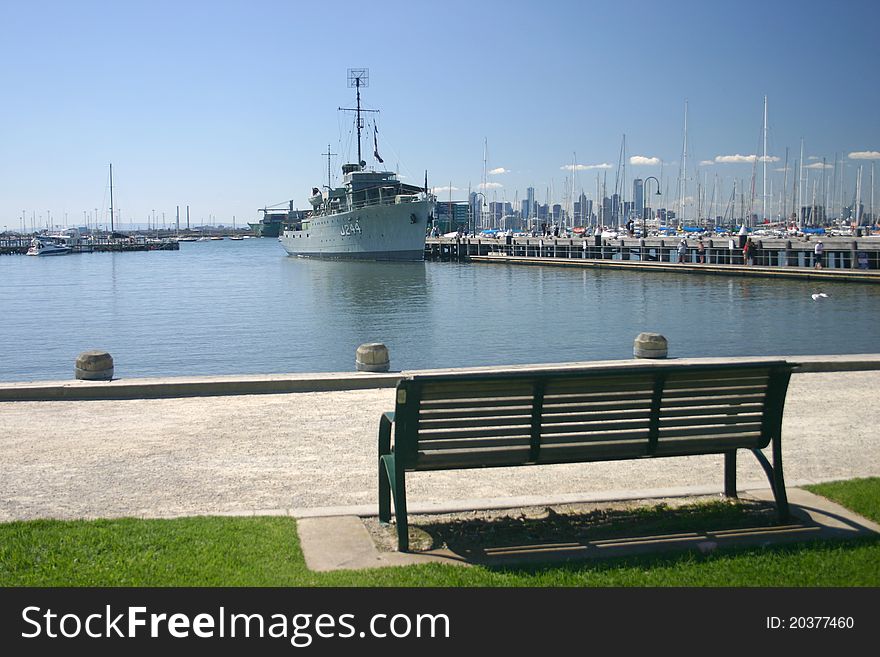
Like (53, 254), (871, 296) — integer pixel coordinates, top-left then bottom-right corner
(295, 488), (880, 572)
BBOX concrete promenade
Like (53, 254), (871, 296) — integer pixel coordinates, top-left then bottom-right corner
(1, 357), (878, 523)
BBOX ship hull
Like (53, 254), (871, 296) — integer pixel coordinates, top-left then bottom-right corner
(247, 221), (283, 238)
(279, 199), (430, 261)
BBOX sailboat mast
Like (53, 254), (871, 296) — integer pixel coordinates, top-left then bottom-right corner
(109, 163), (114, 233)
(798, 139), (805, 229)
(762, 95), (768, 223)
(781, 147), (789, 223)
(679, 100), (688, 225)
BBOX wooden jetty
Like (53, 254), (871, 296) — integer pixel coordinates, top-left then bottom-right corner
(0, 235), (179, 255)
(425, 235), (880, 283)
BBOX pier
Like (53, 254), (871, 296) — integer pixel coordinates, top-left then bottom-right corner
(0, 235), (180, 255)
(425, 235), (880, 282)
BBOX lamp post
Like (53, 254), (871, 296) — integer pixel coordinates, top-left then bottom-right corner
(643, 176), (661, 238)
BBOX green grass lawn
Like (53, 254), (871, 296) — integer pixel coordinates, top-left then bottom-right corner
(1, 477), (878, 587)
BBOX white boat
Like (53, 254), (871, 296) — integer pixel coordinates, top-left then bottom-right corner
(279, 69), (433, 261)
(26, 237), (72, 256)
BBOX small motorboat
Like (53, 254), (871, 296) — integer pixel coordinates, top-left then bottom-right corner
(26, 238), (72, 256)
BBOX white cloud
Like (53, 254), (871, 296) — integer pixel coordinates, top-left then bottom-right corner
(714, 154), (780, 164)
(630, 155), (661, 166)
(699, 160), (715, 166)
(431, 186), (460, 194)
(849, 151), (880, 160)
(478, 182), (504, 190)
(773, 167), (788, 172)
(561, 163), (613, 171)
(488, 167), (508, 175)
(805, 162), (833, 170)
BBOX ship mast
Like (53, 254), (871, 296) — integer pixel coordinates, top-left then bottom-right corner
(341, 69), (377, 169)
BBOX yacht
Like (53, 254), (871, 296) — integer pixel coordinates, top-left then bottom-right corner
(26, 237), (72, 256)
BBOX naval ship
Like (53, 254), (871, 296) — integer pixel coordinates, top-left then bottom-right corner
(279, 69), (433, 260)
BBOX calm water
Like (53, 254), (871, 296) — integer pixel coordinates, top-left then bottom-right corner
(1, 238), (878, 382)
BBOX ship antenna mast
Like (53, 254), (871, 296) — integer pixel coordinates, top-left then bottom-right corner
(322, 144), (336, 189)
(347, 68), (368, 168)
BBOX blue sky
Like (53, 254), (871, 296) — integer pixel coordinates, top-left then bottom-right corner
(1, 0), (878, 229)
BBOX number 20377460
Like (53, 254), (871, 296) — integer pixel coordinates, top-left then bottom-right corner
(766, 616), (854, 630)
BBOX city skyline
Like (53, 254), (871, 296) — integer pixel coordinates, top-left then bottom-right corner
(2, 0), (878, 229)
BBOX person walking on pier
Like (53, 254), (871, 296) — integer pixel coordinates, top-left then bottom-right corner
(697, 238), (705, 264)
(677, 238), (688, 264)
(814, 240), (825, 269)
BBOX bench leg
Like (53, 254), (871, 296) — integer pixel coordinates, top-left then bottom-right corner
(378, 455), (392, 523)
(750, 436), (790, 522)
(393, 466), (409, 552)
(377, 412), (394, 524)
(724, 450), (738, 499)
(379, 454), (409, 552)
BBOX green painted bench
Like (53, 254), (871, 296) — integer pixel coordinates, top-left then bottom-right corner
(378, 359), (794, 551)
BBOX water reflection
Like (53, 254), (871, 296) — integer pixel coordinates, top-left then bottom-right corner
(1, 238), (879, 381)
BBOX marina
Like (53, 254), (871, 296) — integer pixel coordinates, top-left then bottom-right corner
(0, 234), (179, 255)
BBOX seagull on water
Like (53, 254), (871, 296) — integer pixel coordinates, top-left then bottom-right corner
(811, 292), (829, 301)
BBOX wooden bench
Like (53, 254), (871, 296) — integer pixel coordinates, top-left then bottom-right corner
(378, 359), (794, 551)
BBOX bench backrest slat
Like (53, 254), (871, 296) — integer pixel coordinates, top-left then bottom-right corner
(393, 361), (793, 471)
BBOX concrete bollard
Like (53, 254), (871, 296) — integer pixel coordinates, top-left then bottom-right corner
(634, 333), (668, 359)
(356, 343), (390, 373)
(75, 350), (114, 380)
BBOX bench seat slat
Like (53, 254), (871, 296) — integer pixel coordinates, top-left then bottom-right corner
(660, 404), (764, 417)
(540, 429), (651, 444)
(419, 385), (534, 402)
(662, 385), (768, 399)
(420, 393), (532, 409)
(419, 415), (535, 429)
(417, 436), (532, 451)
(540, 409), (655, 423)
(542, 397), (653, 411)
(655, 413), (763, 428)
(419, 405), (533, 419)
(415, 447), (531, 469)
(664, 371), (770, 382)
(542, 390), (654, 404)
(654, 434), (764, 454)
(417, 425), (532, 440)
(659, 393), (767, 408)
(537, 441), (650, 462)
(658, 422), (763, 438)
(541, 418), (652, 433)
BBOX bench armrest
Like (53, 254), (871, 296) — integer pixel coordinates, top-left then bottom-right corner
(378, 411), (395, 456)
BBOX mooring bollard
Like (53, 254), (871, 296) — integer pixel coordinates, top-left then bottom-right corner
(356, 343), (390, 373)
(75, 350), (114, 380)
(633, 333), (668, 359)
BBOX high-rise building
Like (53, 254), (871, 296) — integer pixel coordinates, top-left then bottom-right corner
(632, 179), (644, 219)
(526, 187), (535, 220)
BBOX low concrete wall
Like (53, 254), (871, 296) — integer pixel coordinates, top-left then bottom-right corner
(1, 354), (879, 401)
